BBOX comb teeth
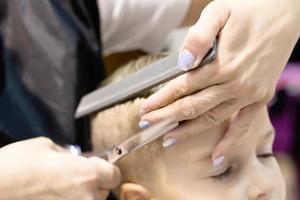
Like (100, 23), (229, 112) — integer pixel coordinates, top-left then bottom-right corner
(75, 54), (180, 118)
(75, 40), (217, 118)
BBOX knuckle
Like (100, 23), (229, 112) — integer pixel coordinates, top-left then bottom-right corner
(172, 81), (189, 100)
(227, 140), (238, 150)
(218, 63), (237, 79)
(196, 36), (212, 51)
(253, 88), (275, 103)
(187, 27), (212, 50)
(212, 67), (234, 85)
(232, 79), (257, 95)
(237, 123), (251, 136)
(142, 112), (162, 124)
(36, 137), (54, 146)
(180, 100), (201, 119)
(228, 80), (241, 95)
(264, 89), (275, 103)
(203, 109), (225, 127)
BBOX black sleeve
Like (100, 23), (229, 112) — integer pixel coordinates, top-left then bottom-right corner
(290, 40), (300, 62)
(0, 0), (5, 95)
(0, 0), (105, 150)
(0, 39), (4, 95)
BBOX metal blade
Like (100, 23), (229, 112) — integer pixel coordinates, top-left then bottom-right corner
(75, 40), (217, 118)
(103, 119), (179, 163)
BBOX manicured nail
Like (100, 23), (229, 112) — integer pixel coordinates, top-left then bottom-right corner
(178, 49), (196, 71)
(163, 137), (177, 148)
(212, 156), (225, 167)
(65, 145), (82, 156)
(138, 120), (151, 129)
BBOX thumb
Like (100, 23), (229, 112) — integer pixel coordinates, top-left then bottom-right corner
(89, 157), (121, 189)
(178, 0), (230, 71)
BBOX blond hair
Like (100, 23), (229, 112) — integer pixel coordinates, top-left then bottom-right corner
(91, 54), (167, 196)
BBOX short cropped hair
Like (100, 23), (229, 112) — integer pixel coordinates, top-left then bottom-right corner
(91, 54), (167, 195)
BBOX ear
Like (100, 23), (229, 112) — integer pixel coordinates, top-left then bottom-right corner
(120, 183), (152, 200)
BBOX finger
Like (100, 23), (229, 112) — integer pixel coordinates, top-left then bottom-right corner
(178, 0), (230, 71)
(89, 189), (109, 200)
(34, 137), (68, 153)
(211, 103), (263, 162)
(162, 99), (243, 147)
(34, 137), (55, 147)
(81, 151), (97, 158)
(97, 190), (110, 200)
(140, 62), (223, 113)
(88, 157), (121, 189)
(64, 144), (82, 155)
(140, 1), (231, 114)
(140, 84), (233, 125)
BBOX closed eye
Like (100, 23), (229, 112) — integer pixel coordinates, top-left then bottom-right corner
(257, 152), (274, 159)
(211, 153), (274, 180)
(211, 166), (233, 180)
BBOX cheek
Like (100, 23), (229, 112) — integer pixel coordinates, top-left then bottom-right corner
(246, 159), (286, 199)
(157, 186), (233, 200)
(262, 158), (286, 198)
(155, 174), (240, 200)
(272, 160), (287, 199)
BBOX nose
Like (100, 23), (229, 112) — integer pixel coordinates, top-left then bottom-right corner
(247, 164), (274, 200)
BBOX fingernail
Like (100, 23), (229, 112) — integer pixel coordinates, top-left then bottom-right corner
(138, 120), (151, 129)
(212, 156), (225, 167)
(178, 49), (196, 71)
(163, 137), (177, 148)
(65, 145), (82, 156)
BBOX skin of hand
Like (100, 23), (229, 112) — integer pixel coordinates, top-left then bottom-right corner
(0, 137), (121, 200)
(139, 0), (300, 164)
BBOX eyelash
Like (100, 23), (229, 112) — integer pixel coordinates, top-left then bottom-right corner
(257, 152), (275, 159)
(212, 153), (275, 180)
(211, 167), (233, 180)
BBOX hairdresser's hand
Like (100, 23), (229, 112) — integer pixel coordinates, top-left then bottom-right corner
(0, 137), (120, 200)
(140, 0), (300, 162)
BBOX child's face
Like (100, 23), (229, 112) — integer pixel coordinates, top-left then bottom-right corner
(150, 108), (285, 200)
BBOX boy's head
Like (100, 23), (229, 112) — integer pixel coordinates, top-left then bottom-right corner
(91, 55), (286, 200)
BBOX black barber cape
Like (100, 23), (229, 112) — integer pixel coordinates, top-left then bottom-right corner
(0, 0), (105, 150)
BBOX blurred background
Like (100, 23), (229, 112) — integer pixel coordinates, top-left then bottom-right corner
(104, 28), (300, 200)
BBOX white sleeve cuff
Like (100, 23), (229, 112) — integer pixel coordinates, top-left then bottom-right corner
(98, 0), (191, 56)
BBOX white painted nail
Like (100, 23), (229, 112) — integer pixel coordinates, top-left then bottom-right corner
(65, 145), (82, 156)
(213, 156), (225, 167)
(163, 138), (177, 148)
(138, 120), (151, 129)
(178, 49), (196, 71)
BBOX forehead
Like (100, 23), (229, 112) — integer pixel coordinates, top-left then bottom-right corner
(161, 107), (273, 161)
